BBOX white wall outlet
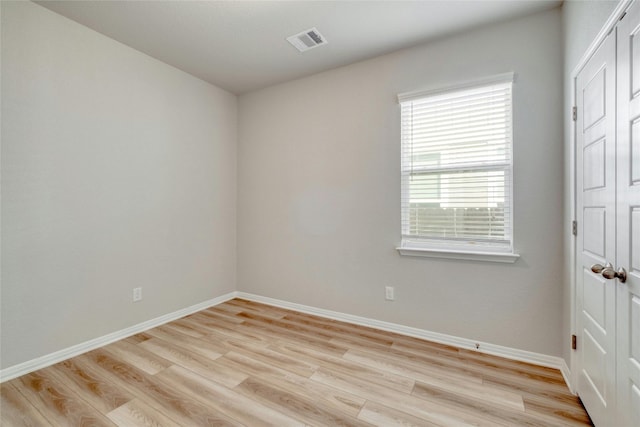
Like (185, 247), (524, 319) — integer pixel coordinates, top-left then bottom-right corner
(133, 287), (142, 302)
(385, 286), (395, 301)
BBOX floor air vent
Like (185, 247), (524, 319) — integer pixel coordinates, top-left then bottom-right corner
(287, 27), (327, 52)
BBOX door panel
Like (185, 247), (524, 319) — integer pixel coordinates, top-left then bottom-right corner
(583, 68), (607, 129)
(634, 209), (640, 269)
(632, 384), (640, 426)
(617, 2), (640, 425)
(632, 123), (640, 182)
(583, 270), (607, 330)
(576, 29), (617, 427)
(583, 207), (606, 257)
(631, 297), (640, 360)
(584, 139), (607, 190)
(583, 329), (608, 403)
(632, 26), (640, 94)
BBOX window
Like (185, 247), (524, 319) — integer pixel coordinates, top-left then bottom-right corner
(397, 73), (518, 262)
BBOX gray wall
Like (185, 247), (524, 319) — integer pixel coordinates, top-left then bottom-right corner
(1, 1), (237, 368)
(238, 8), (564, 356)
(561, 0), (620, 370)
(2, 1), (590, 371)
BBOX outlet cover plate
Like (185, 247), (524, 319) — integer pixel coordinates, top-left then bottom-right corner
(385, 286), (395, 301)
(133, 287), (142, 302)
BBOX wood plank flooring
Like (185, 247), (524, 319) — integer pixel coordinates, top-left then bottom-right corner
(1, 299), (593, 426)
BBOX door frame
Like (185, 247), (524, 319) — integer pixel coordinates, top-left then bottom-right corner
(569, 0), (633, 394)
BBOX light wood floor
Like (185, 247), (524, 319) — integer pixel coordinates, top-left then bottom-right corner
(1, 298), (592, 426)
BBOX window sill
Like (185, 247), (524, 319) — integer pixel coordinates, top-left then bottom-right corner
(396, 246), (520, 263)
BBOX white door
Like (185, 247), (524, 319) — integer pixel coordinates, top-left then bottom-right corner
(575, 29), (618, 427)
(616, 3), (640, 426)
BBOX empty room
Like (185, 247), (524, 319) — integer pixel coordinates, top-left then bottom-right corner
(1, 0), (638, 425)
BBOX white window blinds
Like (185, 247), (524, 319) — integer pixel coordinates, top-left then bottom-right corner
(399, 75), (514, 252)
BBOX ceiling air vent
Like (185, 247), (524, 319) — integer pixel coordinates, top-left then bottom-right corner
(286, 27), (327, 52)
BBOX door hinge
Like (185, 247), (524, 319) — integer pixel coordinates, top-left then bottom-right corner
(572, 106), (577, 122)
(572, 334), (577, 350)
(572, 220), (578, 236)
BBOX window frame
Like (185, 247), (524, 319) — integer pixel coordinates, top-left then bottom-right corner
(396, 73), (519, 263)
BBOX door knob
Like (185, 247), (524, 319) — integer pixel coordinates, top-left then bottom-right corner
(601, 266), (617, 280)
(591, 263), (612, 274)
(592, 263), (628, 283)
(607, 267), (627, 283)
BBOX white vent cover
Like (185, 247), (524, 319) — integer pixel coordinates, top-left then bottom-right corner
(286, 27), (327, 52)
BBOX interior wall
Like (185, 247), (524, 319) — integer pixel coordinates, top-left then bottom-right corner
(561, 0), (620, 373)
(1, 1), (237, 369)
(238, 8), (564, 356)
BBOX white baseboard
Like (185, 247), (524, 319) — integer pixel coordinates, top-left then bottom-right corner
(2, 290), (570, 391)
(560, 358), (575, 394)
(236, 292), (567, 371)
(0, 292), (237, 383)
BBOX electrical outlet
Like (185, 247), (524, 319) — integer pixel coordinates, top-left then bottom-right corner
(385, 286), (395, 301)
(133, 287), (142, 302)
